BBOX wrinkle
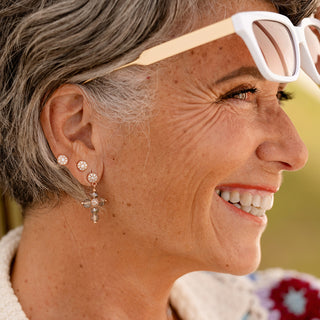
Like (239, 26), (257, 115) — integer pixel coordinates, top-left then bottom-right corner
(181, 77), (218, 105)
(190, 171), (214, 237)
(161, 104), (222, 159)
(62, 211), (85, 269)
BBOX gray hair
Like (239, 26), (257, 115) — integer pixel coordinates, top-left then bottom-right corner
(0, 0), (318, 209)
(271, 0), (318, 24)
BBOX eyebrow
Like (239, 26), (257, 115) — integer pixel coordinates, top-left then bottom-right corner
(214, 66), (265, 84)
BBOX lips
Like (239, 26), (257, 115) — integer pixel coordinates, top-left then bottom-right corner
(215, 188), (274, 217)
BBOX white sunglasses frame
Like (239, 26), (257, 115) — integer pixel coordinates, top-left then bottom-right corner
(83, 11), (320, 84)
(299, 17), (320, 84)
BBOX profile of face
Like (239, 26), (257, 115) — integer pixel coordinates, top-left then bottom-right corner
(47, 0), (308, 277)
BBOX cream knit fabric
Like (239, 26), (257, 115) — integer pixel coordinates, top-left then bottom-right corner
(0, 227), (27, 320)
(170, 271), (267, 320)
(1, 227), (320, 320)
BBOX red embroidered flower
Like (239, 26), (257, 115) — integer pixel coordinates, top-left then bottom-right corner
(269, 277), (320, 319)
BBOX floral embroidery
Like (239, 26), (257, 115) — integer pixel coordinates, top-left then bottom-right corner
(268, 277), (320, 319)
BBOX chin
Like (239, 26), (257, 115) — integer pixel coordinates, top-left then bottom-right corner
(225, 245), (262, 276)
(199, 241), (262, 276)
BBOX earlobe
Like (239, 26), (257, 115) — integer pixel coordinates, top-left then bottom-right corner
(40, 84), (103, 186)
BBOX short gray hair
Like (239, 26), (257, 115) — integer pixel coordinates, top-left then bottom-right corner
(0, 0), (318, 209)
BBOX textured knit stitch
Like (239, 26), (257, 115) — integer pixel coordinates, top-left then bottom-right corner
(0, 227), (27, 320)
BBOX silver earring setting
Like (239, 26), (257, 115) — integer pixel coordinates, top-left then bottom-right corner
(81, 171), (106, 223)
(77, 160), (88, 171)
(57, 154), (69, 166)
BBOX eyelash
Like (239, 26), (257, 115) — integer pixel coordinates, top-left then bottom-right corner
(222, 88), (257, 100)
(276, 90), (294, 102)
(219, 87), (294, 103)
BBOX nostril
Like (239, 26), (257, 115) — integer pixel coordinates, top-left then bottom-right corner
(279, 161), (292, 171)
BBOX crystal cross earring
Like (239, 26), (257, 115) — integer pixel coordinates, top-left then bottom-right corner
(81, 172), (106, 223)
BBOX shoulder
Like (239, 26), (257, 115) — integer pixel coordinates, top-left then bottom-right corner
(0, 227), (28, 320)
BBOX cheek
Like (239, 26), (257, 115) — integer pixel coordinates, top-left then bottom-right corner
(150, 101), (260, 191)
(181, 110), (258, 179)
(144, 107), (259, 236)
(210, 116), (257, 168)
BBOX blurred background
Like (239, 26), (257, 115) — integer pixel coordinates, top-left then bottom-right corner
(260, 72), (320, 277)
(0, 72), (320, 276)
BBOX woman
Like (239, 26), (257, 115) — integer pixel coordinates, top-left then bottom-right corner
(0, 0), (319, 319)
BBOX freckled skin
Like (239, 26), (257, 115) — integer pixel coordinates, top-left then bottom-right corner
(11, 1), (309, 320)
(98, 0), (307, 275)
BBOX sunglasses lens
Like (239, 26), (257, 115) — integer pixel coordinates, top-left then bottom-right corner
(304, 25), (320, 74)
(252, 20), (296, 77)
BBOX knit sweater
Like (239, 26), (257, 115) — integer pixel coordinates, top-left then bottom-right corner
(1, 227), (320, 320)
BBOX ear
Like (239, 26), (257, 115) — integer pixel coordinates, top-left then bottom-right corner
(40, 84), (103, 186)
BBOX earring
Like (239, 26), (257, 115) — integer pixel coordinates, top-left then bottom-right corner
(77, 160), (88, 172)
(81, 171), (106, 223)
(57, 154), (69, 166)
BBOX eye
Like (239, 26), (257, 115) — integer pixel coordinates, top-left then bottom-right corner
(218, 87), (258, 102)
(277, 90), (294, 102)
(231, 91), (248, 100)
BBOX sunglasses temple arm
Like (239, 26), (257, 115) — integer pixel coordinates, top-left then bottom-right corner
(115, 18), (235, 70)
(83, 18), (234, 83)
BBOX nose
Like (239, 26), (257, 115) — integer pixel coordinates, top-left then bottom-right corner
(256, 108), (308, 172)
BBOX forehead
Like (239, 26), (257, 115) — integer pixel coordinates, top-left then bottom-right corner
(162, 0), (278, 84)
(165, 36), (256, 88)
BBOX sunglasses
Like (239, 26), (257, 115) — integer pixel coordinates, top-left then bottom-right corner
(84, 11), (320, 84)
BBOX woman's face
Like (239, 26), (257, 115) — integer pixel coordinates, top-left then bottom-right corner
(99, 0), (308, 275)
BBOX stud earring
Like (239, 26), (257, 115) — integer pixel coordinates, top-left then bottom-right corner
(81, 171), (106, 223)
(77, 160), (88, 172)
(57, 154), (69, 166)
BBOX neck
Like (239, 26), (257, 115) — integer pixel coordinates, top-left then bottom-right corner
(11, 202), (186, 320)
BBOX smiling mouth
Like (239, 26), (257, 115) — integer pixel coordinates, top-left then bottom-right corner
(215, 189), (274, 217)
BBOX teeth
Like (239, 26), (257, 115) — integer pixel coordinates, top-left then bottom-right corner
(252, 194), (261, 208)
(241, 205), (252, 213)
(260, 194), (274, 210)
(240, 193), (253, 206)
(250, 207), (265, 217)
(230, 191), (240, 203)
(221, 191), (230, 202)
(216, 188), (274, 217)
